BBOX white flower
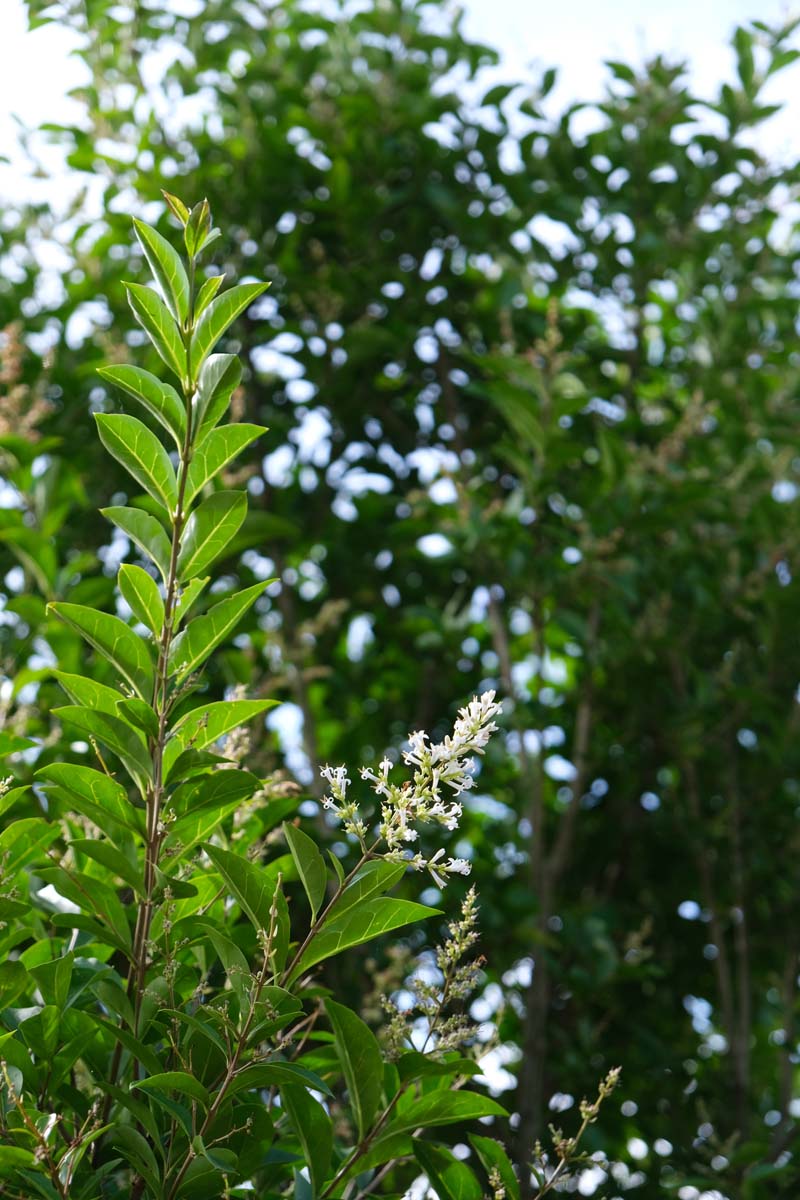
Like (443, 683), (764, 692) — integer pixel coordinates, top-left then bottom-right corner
(316, 691), (501, 885)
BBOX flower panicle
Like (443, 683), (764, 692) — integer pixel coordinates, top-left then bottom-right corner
(319, 691), (502, 887)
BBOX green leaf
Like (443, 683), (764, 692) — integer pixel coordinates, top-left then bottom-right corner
(133, 1071), (209, 1108)
(193, 354), (242, 442)
(202, 843), (285, 933)
(96, 364), (186, 448)
(281, 1084), (333, 1198)
(381, 1091), (507, 1139)
(101, 505), (172, 581)
(228, 1061), (333, 1098)
(119, 563), (165, 637)
(70, 838), (142, 892)
(289, 897), (439, 982)
(35, 763), (141, 834)
(29, 952), (73, 1010)
(53, 706), (152, 794)
(53, 669), (123, 714)
(49, 601), (155, 699)
(0, 1146), (36, 1173)
(133, 217), (190, 325)
(95, 413), (178, 513)
(397, 1053), (480, 1083)
(0, 817), (65, 874)
(325, 998), (383, 1138)
(185, 424), (267, 504)
(173, 576), (208, 627)
(284, 822), (328, 919)
(195, 274), (225, 318)
(162, 189), (190, 225)
(109, 1126), (162, 1195)
(328, 860), (406, 921)
(126, 280), (187, 381)
(413, 1140), (482, 1200)
(168, 580), (269, 682)
(185, 198), (211, 258)
(177, 490), (246, 580)
(165, 699), (277, 777)
(118, 697), (159, 740)
(469, 1134), (520, 1200)
(190, 282), (269, 376)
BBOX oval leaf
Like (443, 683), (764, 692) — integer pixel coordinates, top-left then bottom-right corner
(95, 413), (178, 513)
(177, 490), (246, 580)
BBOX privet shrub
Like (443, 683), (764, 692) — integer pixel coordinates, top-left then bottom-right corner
(0, 198), (515, 1199)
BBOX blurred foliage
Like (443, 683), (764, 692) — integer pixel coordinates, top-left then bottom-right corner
(3, 0), (800, 1194)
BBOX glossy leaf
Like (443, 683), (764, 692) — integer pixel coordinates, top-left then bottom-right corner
(412, 1140), (482, 1200)
(193, 353), (242, 442)
(284, 822), (328, 919)
(189, 282), (268, 375)
(185, 423), (267, 504)
(125, 280), (187, 380)
(325, 998), (383, 1138)
(118, 563), (165, 636)
(95, 413), (178, 513)
(168, 580), (269, 681)
(202, 843), (288, 933)
(49, 601), (154, 699)
(96, 364), (186, 448)
(281, 1084), (333, 1198)
(176, 490), (246, 580)
(289, 897), (440, 982)
(101, 505), (172, 581)
(35, 763), (141, 834)
(133, 217), (190, 325)
(133, 1071), (209, 1108)
(53, 705), (152, 794)
(165, 698), (277, 777)
(380, 1091), (507, 1140)
(469, 1134), (520, 1200)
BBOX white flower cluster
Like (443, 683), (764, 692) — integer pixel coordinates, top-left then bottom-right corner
(320, 691), (502, 888)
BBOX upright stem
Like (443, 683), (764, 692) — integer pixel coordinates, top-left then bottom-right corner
(130, 260), (197, 1037)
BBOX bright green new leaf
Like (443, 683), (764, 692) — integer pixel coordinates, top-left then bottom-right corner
(101, 506), (172, 581)
(284, 822), (328, 919)
(185, 423), (267, 504)
(195, 273), (224, 317)
(49, 601), (155, 699)
(184, 198), (211, 258)
(289, 897), (440, 982)
(193, 353), (242, 441)
(189, 282), (268, 376)
(173, 575), (207, 627)
(96, 364), (186, 448)
(118, 563), (165, 637)
(177, 490), (246, 580)
(168, 580), (269, 681)
(281, 1084), (333, 1198)
(95, 413), (178, 514)
(325, 998), (383, 1138)
(132, 217), (190, 325)
(125, 280), (187, 381)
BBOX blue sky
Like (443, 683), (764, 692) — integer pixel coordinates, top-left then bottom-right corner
(0, 0), (798, 200)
